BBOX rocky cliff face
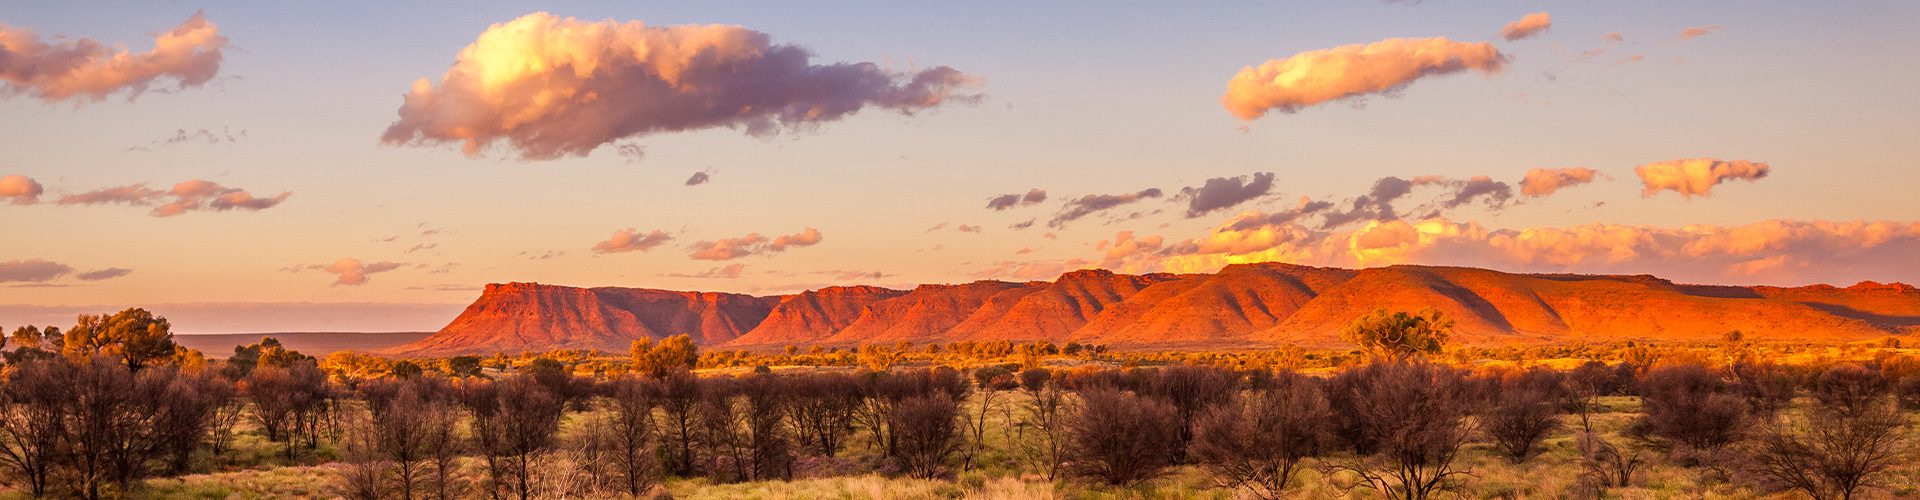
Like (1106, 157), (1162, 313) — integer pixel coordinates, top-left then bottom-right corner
(388, 265), (1920, 355)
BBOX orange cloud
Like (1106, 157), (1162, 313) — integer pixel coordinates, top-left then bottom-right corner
(591, 228), (674, 254)
(1519, 167), (1601, 197)
(690, 227), (823, 260)
(0, 12), (225, 102)
(1152, 214), (1920, 285)
(1223, 37), (1505, 119)
(1499, 12), (1553, 41)
(381, 12), (980, 160)
(1634, 158), (1769, 198)
(0, 175), (43, 205)
(1096, 231), (1166, 270)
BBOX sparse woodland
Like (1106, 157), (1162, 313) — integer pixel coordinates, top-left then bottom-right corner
(4, 308), (1920, 499)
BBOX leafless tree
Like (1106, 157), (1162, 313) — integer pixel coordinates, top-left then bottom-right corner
(606, 376), (659, 496)
(1483, 367), (1563, 462)
(1016, 367), (1067, 481)
(890, 393), (961, 479)
(787, 373), (861, 458)
(1744, 367), (1909, 500)
(1632, 363), (1748, 451)
(1065, 388), (1181, 486)
(1323, 359), (1477, 500)
(1189, 373), (1331, 499)
(0, 359), (70, 497)
(1139, 365), (1238, 463)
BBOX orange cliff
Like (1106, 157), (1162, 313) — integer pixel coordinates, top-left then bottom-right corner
(385, 264), (1920, 356)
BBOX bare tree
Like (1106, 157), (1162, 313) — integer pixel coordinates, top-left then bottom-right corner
(1744, 366), (1909, 500)
(1632, 363), (1748, 451)
(1015, 368), (1068, 481)
(1139, 365), (1238, 463)
(787, 373), (861, 458)
(1189, 373), (1331, 499)
(1324, 359), (1477, 500)
(606, 376), (659, 496)
(1065, 388), (1181, 486)
(890, 393), (961, 479)
(0, 359), (70, 497)
(1483, 367), (1563, 462)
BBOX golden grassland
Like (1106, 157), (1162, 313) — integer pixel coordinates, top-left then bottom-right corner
(95, 392), (1920, 500)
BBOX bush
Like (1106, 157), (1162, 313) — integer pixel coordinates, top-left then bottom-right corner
(1811, 364), (1891, 417)
(1065, 388), (1181, 486)
(1744, 374), (1907, 500)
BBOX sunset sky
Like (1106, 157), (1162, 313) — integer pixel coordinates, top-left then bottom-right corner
(4, 1), (1918, 333)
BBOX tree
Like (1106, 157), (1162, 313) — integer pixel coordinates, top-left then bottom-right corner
(1016, 368), (1068, 481)
(61, 308), (179, 370)
(787, 373), (861, 458)
(1190, 374), (1331, 500)
(320, 350), (393, 387)
(630, 335), (699, 377)
(0, 359), (69, 497)
(1140, 365), (1238, 463)
(1340, 309), (1452, 359)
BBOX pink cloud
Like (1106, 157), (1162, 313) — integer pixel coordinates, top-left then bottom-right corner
(591, 228), (674, 254)
(0, 12), (226, 102)
(1223, 37), (1506, 119)
(54, 179), (289, 217)
(381, 12), (981, 160)
(1679, 25), (1722, 40)
(689, 227), (823, 260)
(299, 258), (404, 286)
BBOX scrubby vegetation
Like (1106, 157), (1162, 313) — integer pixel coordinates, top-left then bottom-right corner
(4, 309), (1920, 498)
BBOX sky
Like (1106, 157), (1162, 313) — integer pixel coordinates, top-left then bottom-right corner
(3, 1), (1918, 333)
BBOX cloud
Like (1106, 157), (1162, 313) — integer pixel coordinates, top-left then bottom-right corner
(591, 228), (674, 254)
(659, 263), (746, 279)
(971, 259), (1093, 281)
(685, 168), (713, 186)
(0, 259), (74, 283)
(1227, 196), (1334, 231)
(1602, 32), (1624, 43)
(1431, 175), (1514, 210)
(1320, 177), (1415, 229)
(128, 127), (246, 151)
(0, 175), (43, 205)
(1156, 213), (1920, 285)
(54, 179), (289, 217)
(1679, 25), (1722, 40)
(1008, 219), (1036, 230)
(986, 188), (1047, 210)
(770, 227), (824, 250)
(1223, 37), (1506, 119)
(380, 12), (982, 160)
(1097, 231), (1167, 270)
(956, 224), (982, 233)
(74, 268), (133, 281)
(1519, 167), (1601, 197)
(1049, 188), (1163, 228)
(689, 227), (823, 260)
(1499, 12), (1553, 41)
(0, 12), (226, 103)
(1179, 172), (1275, 217)
(1634, 158), (1769, 198)
(295, 258), (404, 286)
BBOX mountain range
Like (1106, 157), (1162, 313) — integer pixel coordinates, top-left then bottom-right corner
(384, 263), (1920, 356)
